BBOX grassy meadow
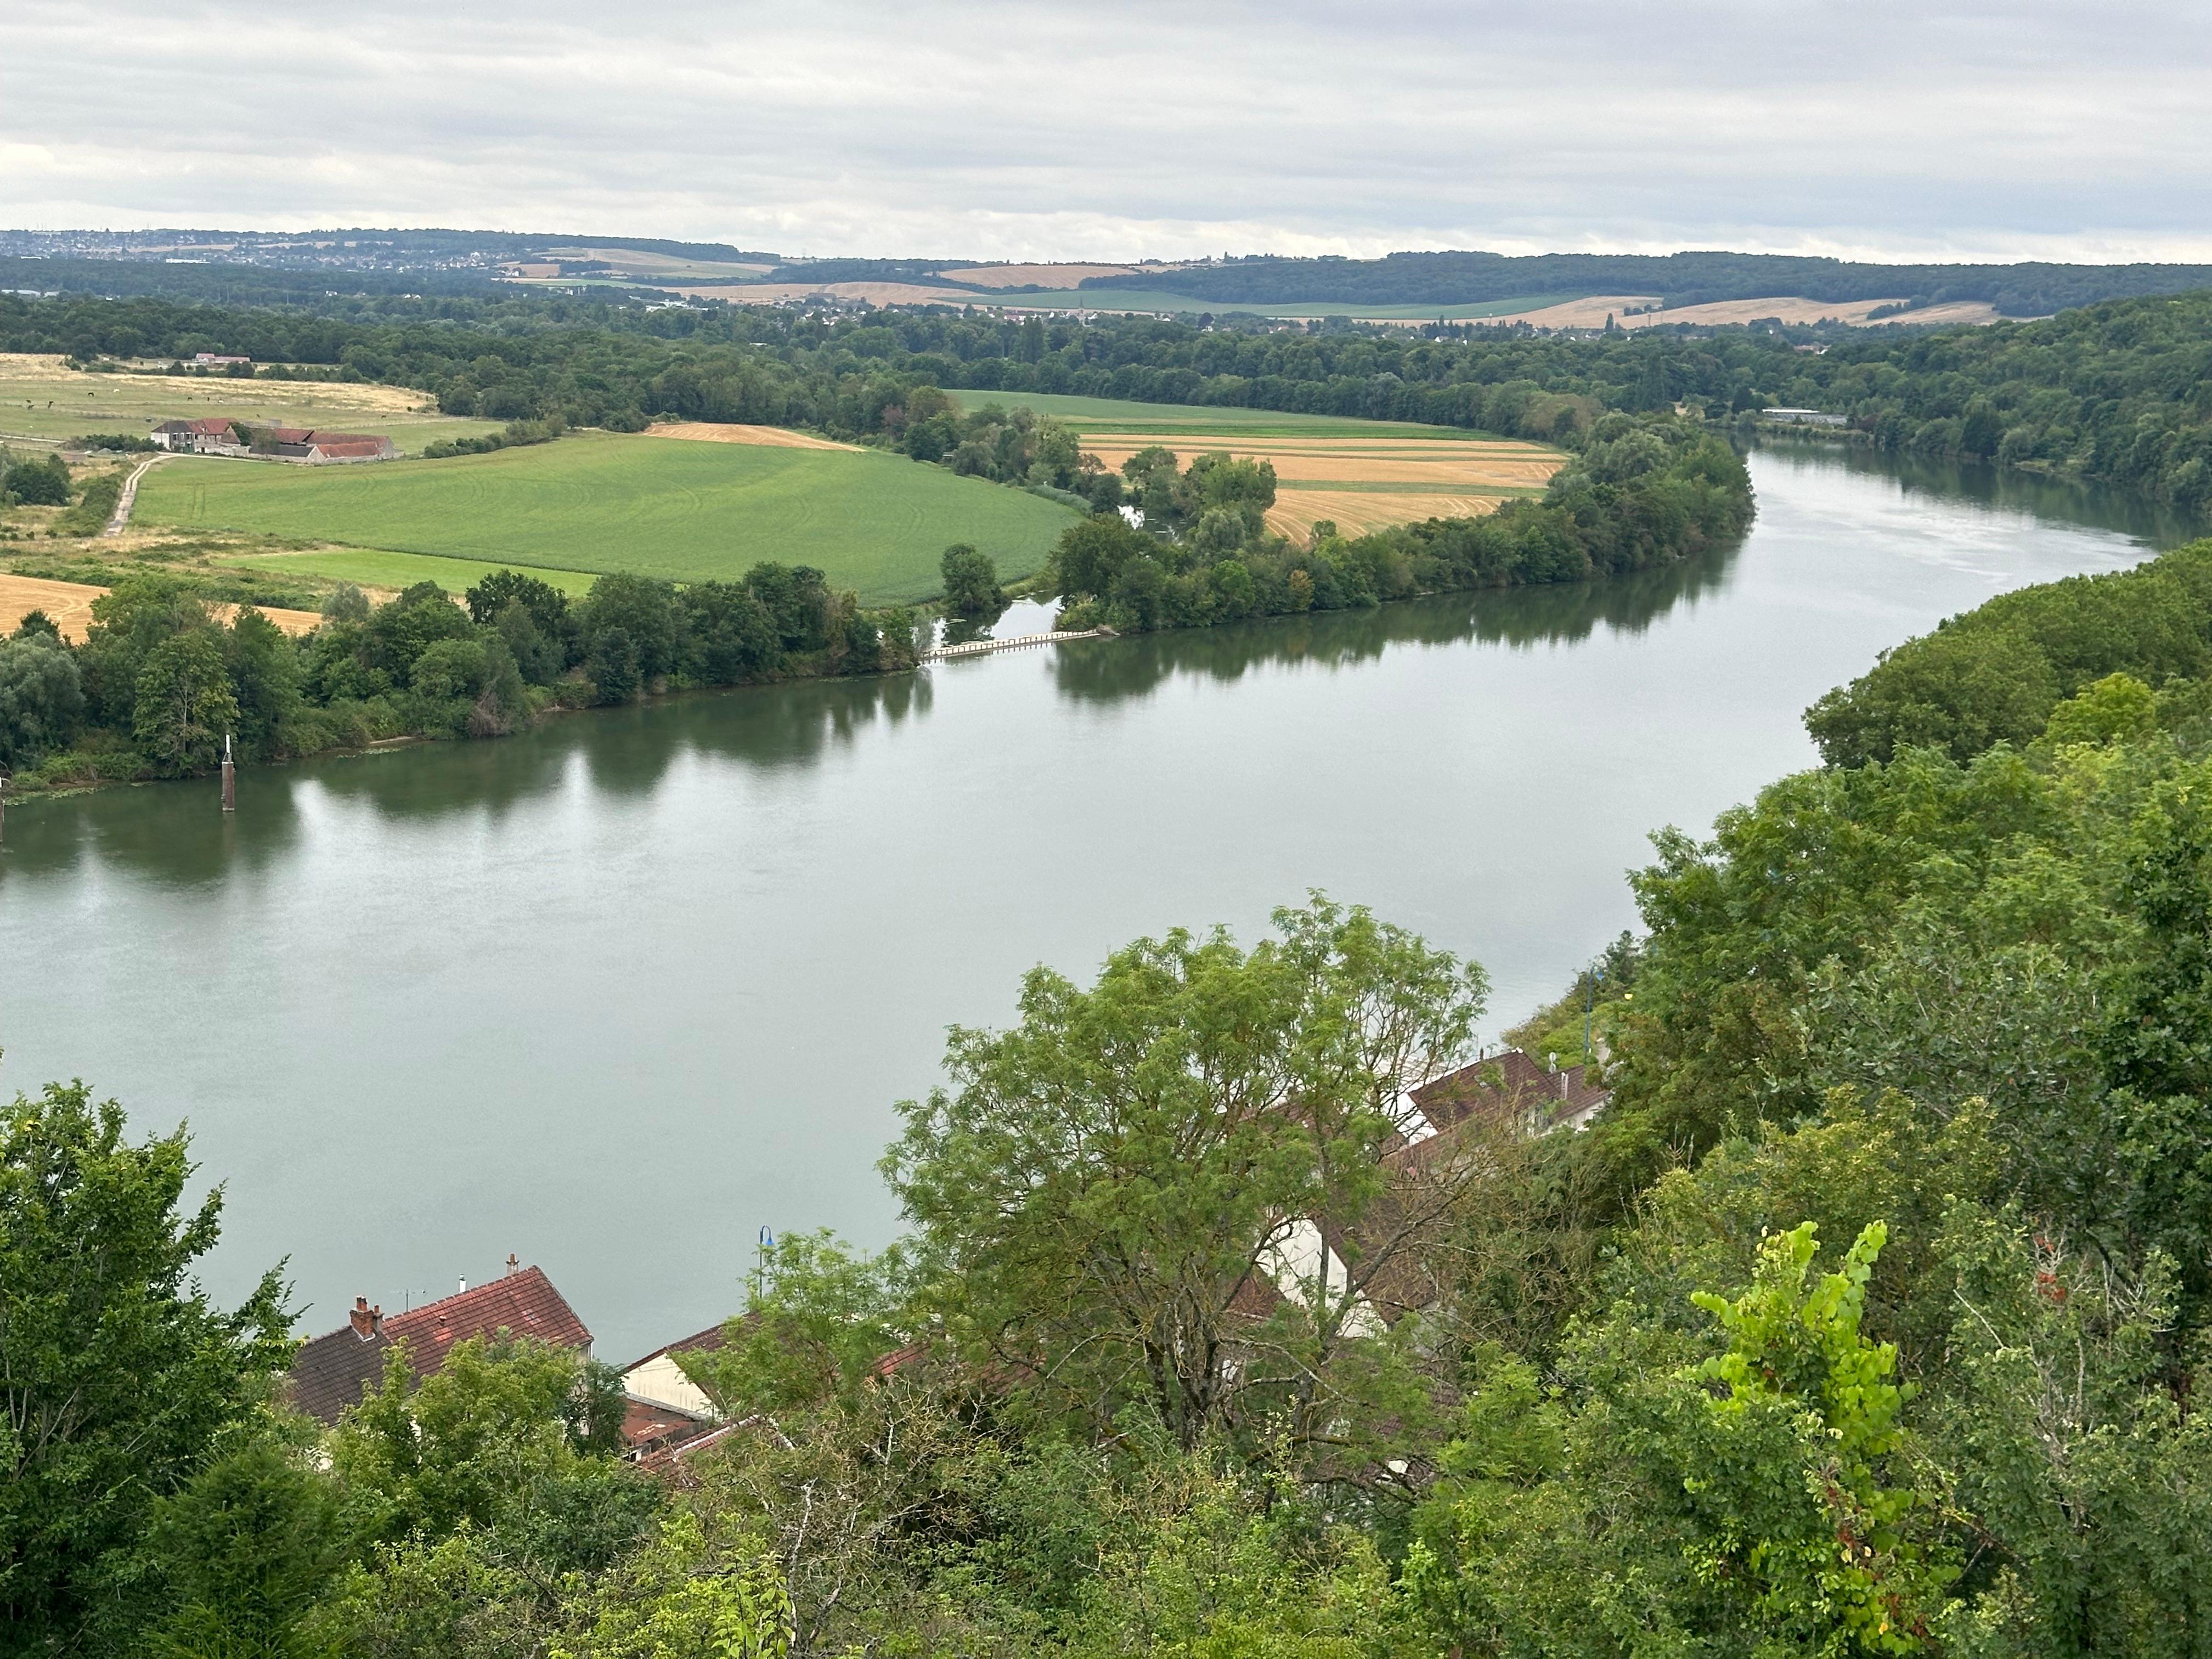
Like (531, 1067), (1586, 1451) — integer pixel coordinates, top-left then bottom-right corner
(132, 431), (1082, 604)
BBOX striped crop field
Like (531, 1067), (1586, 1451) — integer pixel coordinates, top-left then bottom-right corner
(949, 391), (1564, 539)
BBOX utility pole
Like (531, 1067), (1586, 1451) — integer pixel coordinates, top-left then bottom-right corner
(220, 732), (235, 812)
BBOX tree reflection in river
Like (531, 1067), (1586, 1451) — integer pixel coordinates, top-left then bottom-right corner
(1048, 534), (1741, 704)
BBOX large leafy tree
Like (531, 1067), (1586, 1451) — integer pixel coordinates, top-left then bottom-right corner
(884, 895), (1487, 1460)
(0, 1078), (291, 1651)
(130, 628), (240, 776)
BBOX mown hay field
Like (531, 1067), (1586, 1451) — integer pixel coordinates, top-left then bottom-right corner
(0, 572), (321, 642)
(132, 430), (1081, 605)
(0, 354), (498, 447)
(949, 391), (1563, 540)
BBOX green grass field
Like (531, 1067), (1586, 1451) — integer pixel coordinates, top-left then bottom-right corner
(133, 432), (1083, 605)
(944, 391), (1488, 441)
(223, 548), (604, 598)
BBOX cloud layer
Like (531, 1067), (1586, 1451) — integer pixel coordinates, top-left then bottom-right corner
(5, 0), (2208, 260)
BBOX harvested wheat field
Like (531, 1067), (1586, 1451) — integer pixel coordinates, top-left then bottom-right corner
(645, 422), (858, 452)
(0, 575), (106, 642)
(935, 264), (1151, 289)
(1261, 492), (1516, 539)
(1075, 432), (1561, 539)
(688, 281), (979, 308)
(1457, 295), (2008, 331)
(0, 573), (322, 643)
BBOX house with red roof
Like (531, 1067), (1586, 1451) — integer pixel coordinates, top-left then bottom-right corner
(286, 1259), (592, 1426)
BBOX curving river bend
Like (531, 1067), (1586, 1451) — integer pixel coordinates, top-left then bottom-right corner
(0, 443), (2196, 1357)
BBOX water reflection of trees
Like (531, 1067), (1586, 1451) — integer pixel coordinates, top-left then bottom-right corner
(1751, 437), (2199, 550)
(0, 673), (940, 884)
(1050, 535), (1742, 704)
(0, 769), (307, 887)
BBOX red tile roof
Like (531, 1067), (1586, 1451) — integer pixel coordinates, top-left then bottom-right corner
(285, 1265), (591, 1425)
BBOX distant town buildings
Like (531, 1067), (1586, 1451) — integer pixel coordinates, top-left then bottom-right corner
(1760, 407), (1849, 427)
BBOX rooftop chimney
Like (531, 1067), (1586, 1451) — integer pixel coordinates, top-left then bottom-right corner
(349, 1297), (382, 1339)
(505, 1254), (520, 1276)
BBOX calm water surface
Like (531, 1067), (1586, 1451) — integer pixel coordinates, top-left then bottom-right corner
(0, 444), (2191, 1357)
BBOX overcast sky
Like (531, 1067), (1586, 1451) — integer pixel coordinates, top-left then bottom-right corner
(5, 0), (2209, 262)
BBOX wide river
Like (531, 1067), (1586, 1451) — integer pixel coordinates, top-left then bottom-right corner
(1, 444), (2196, 1359)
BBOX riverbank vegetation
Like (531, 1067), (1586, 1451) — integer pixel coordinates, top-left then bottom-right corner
(1044, 412), (1751, 634)
(0, 565), (918, 792)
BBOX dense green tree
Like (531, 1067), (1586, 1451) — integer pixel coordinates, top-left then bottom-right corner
(885, 895), (1486, 1458)
(464, 568), (571, 638)
(362, 583), (476, 687)
(3, 453), (72, 506)
(77, 578), (212, 728)
(0, 1081), (291, 1652)
(938, 543), (1003, 618)
(585, 626), (641, 704)
(0, 633), (86, 767)
(146, 1433), (346, 1659)
(679, 582), (778, 685)
(574, 574), (682, 682)
(131, 628), (240, 776)
(225, 605), (305, 759)
(493, 597), (565, 686)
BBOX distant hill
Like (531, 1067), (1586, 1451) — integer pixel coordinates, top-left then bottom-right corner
(0, 256), (500, 304)
(1076, 252), (2212, 318)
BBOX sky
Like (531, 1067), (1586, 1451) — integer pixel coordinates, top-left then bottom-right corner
(5, 0), (2210, 263)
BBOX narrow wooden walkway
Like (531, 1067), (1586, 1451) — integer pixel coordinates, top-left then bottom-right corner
(921, 626), (1113, 663)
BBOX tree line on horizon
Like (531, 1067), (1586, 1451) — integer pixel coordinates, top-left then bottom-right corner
(7, 281), (2209, 517)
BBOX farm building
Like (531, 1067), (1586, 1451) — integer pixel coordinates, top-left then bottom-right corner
(151, 417), (244, 452)
(258, 426), (400, 462)
(149, 420), (397, 462)
(286, 1259), (592, 1426)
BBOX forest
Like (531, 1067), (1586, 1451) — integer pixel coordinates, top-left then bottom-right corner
(14, 532), (2212, 1654)
(1074, 250), (2212, 317)
(0, 565), (915, 791)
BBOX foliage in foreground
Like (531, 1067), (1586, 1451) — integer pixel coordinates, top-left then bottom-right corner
(14, 538), (2212, 1652)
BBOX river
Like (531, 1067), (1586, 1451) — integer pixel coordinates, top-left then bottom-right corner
(0, 443), (2194, 1359)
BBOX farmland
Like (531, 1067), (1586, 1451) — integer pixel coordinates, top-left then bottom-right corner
(0, 353), (498, 447)
(132, 428), (1082, 604)
(949, 391), (1563, 539)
